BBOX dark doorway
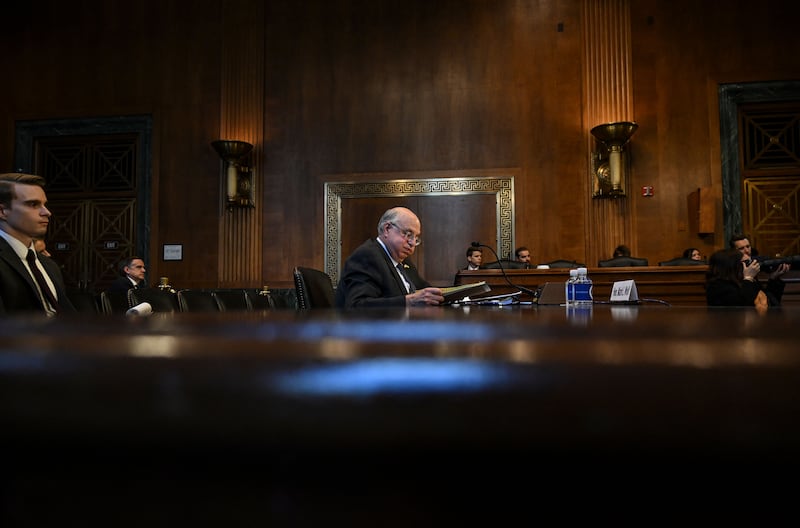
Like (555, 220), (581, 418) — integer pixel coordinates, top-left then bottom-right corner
(719, 81), (800, 255)
(15, 115), (152, 291)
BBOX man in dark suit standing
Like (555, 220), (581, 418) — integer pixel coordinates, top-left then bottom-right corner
(336, 206), (444, 309)
(0, 172), (75, 315)
(108, 256), (148, 291)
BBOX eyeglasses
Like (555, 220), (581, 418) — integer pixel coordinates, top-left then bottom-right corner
(389, 222), (421, 246)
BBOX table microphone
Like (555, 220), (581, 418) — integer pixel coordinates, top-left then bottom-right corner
(470, 241), (539, 298)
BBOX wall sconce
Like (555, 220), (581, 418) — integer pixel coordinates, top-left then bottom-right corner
(590, 121), (638, 198)
(211, 139), (255, 208)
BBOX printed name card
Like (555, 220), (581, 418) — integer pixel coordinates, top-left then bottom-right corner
(610, 280), (639, 303)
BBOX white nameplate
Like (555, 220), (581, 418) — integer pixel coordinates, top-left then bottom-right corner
(610, 279), (639, 303)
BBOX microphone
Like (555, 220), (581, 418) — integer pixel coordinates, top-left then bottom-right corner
(470, 242), (539, 298)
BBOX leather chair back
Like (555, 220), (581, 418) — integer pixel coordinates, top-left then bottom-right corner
(658, 257), (707, 266)
(100, 290), (131, 314)
(293, 267), (335, 309)
(213, 289), (253, 311)
(177, 290), (221, 312)
(598, 256), (649, 267)
(544, 259), (586, 268)
(128, 288), (180, 313)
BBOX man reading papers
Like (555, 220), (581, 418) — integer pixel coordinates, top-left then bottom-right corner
(336, 207), (445, 308)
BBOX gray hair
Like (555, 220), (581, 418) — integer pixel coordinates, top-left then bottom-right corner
(377, 207), (403, 235)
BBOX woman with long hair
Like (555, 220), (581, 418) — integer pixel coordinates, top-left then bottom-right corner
(705, 249), (786, 307)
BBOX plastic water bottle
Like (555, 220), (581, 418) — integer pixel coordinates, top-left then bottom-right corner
(565, 269), (578, 306)
(574, 267), (593, 306)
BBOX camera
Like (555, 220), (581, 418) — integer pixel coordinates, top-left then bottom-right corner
(747, 255), (800, 272)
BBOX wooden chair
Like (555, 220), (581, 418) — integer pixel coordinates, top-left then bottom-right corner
(293, 267), (335, 309)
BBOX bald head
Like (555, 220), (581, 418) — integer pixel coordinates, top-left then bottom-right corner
(377, 207), (422, 262)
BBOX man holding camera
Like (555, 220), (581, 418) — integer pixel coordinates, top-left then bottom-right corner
(729, 233), (790, 307)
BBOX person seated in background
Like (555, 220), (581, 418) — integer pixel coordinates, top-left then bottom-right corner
(683, 247), (703, 261)
(706, 248), (788, 308)
(613, 244), (631, 258)
(729, 233), (761, 262)
(108, 256), (148, 291)
(599, 244), (648, 267)
(464, 247), (482, 270)
(515, 246), (531, 268)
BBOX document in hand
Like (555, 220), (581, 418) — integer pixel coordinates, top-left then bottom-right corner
(440, 281), (491, 304)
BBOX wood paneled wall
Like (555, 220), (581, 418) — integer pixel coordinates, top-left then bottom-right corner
(582, 0), (636, 262)
(1, 0), (799, 289)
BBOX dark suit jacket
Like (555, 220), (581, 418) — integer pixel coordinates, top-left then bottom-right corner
(335, 238), (429, 309)
(0, 236), (76, 314)
(108, 276), (145, 292)
(706, 278), (785, 307)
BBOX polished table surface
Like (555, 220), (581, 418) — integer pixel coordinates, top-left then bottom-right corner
(3, 305), (799, 522)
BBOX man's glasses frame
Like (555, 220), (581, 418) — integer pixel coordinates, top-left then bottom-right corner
(388, 222), (421, 246)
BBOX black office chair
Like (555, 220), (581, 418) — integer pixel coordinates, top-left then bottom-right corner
(658, 257), (707, 266)
(67, 289), (101, 314)
(482, 260), (528, 270)
(177, 289), (221, 312)
(245, 289), (274, 311)
(544, 259), (586, 268)
(598, 256), (649, 267)
(263, 288), (298, 310)
(213, 289), (253, 311)
(293, 267), (335, 309)
(100, 290), (132, 314)
(128, 288), (180, 313)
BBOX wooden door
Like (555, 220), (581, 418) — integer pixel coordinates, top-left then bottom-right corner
(739, 103), (800, 258)
(36, 134), (143, 291)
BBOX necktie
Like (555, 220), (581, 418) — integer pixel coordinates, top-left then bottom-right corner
(396, 263), (416, 293)
(26, 249), (61, 313)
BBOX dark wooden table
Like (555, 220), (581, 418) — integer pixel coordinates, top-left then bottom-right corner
(2, 306), (799, 523)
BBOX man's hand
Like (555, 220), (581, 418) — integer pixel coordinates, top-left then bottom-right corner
(769, 262), (790, 280)
(742, 259), (760, 281)
(406, 287), (444, 306)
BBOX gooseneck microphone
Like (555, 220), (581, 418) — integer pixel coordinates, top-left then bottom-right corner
(470, 241), (539, 298)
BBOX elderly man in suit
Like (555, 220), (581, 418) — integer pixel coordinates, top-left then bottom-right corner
(0, 172), (75, 315)
(336, 206), (444, 308)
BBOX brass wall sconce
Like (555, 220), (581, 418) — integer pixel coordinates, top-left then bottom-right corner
(590, 121), (638, 198)
(211, 139), (255, 208)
